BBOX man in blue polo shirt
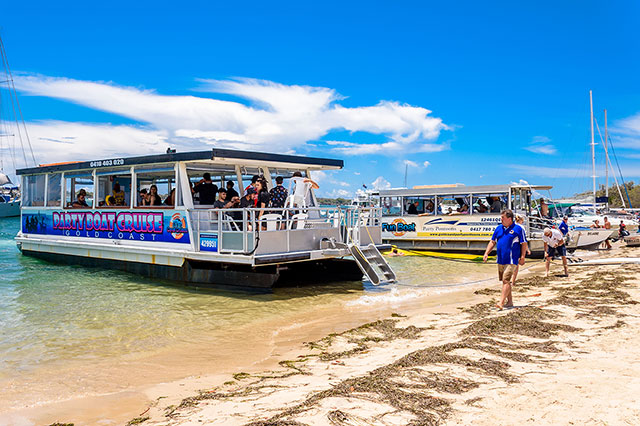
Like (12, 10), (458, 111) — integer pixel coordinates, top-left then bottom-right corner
(483, 209), (528, 310)
(558, 216), (569, 236)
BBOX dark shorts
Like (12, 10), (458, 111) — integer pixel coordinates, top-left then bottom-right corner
(547, 244), (567, 258)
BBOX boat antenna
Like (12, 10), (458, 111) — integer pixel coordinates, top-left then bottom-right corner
(589, 90), (596, 215)
(403, 163), (408, 188)
(604, 109), (609, 211)
(0, 34), (37, 168)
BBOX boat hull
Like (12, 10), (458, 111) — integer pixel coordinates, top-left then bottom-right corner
(624, 235), (640, 247)
(0, 200), (20, 218)
(19, 248), (364, 290)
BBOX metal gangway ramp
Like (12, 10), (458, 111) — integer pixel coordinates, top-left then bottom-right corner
(349, 243), (397, 285)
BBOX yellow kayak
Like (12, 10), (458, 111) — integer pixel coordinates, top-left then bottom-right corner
(383, 247), (494, 262)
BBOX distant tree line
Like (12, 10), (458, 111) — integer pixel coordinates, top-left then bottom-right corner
(317, 197), (350, 206)
(577, 181), (640, 208)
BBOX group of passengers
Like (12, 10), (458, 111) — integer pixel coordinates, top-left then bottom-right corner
(72, 183), (130, 208)
(72, 172), (319, 216)
(405, 196), (504, 216)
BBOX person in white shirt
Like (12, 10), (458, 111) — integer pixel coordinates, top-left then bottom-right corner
(543, 227), (568, 277)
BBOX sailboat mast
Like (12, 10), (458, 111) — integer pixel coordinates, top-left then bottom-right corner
(590, 90), (596, 215)
(604, 109), (608, 210)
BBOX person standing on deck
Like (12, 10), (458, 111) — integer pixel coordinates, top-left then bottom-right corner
(543, 227), (569, 277)
(193, 173), (218, 205)
(559, 216), (569, 235)
(482, 209), (528, 310)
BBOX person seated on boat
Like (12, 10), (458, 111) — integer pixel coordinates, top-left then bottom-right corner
(138, 188), (149, 206)
(164, 188), (176, 207)
(455, 203), (469, 214)
(112, 183), (126, 206)
(213, 189), (229, 209)
(591, 219), (601, 228)
(425, 200), (435, 213)
(244, 175), (260, 196)
(72, 189), (89, 208)
(147, 185), (162, 206)
(476, 201), (488, 213)
(490, 197), (502, 213)
(407, 201), (419, 215)
(193, 172), (218, 205)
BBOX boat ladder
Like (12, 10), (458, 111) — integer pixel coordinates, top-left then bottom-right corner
(349, 243), (397, 285)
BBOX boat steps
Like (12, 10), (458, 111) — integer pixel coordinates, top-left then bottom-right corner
(349, 243), (397, 285)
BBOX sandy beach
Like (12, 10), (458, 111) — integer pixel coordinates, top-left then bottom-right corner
(3, 244), (639, 426)
(125, 244), (639, 426)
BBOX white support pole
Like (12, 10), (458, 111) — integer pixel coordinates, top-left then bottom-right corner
(604, 109), (609, 210)
(235, 165), (244, 196)
(178, 162), (193, 209)
(130, 166), (136, 207)
(590, 90), (596, 215)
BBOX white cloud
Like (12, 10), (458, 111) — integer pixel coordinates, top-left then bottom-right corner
(524, 145), (558, 155)
(11, 120), (168, 166)
(327, 189), (351, 198)
(524, 135), (557, 155)
(327, 140), (448, 155)
(403, 160), (418, 167)
(14, 74), (448, 157)
(423, 160), (431, 168)
(371, 176), (391, 190)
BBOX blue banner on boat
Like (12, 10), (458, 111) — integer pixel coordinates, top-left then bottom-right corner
(199, 233), (218, 252)
(21, 209), (191, 244)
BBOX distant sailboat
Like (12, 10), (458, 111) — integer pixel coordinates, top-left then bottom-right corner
(0, 34), (37, 217)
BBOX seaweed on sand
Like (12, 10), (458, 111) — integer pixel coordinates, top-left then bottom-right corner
(458, 300), (497, 319)
(462, 307), (579, 339)
(308, 319), (425, 361)
(474, 288), (500, 296)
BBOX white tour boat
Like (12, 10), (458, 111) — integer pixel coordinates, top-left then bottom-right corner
(15, 149), (395, 289)
(375, 183), (584, 258)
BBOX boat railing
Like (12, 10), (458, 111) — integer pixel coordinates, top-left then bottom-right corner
(527, 215), (556, 232)
(188, 206), (383, 255)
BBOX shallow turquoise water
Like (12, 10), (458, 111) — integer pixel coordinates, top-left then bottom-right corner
(0, 216), (495, 380)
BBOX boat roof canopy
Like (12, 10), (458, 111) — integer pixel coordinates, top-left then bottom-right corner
(16, 148), (343, 175)
(377, 184), (552, 197)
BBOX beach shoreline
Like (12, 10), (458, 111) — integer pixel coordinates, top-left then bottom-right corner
(4, 244), (639, 425)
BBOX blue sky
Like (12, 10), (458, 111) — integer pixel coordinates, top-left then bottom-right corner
(2, 1), (640, 198)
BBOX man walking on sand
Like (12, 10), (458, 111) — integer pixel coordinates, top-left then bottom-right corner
(483, 209), (528, 310)
(543, 227), (569, 277)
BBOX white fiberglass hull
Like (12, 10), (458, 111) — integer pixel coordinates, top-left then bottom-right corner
(0, 200), (20, 218)
(572, 229), (614, 249)
(624, 235), (640, 247)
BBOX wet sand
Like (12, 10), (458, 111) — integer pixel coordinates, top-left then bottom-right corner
(125, 243), (640, 426)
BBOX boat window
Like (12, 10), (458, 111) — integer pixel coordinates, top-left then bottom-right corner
(135, 169), (176, 208)
(437, 195), (471, 215)
(23, 174), (45, 207)
(469, 193), (507, 213)
(46, 173), (62, 207)
(65, 174), (94, 208)
(96, 173), (132, 207)
(380, 197), (402, 216)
